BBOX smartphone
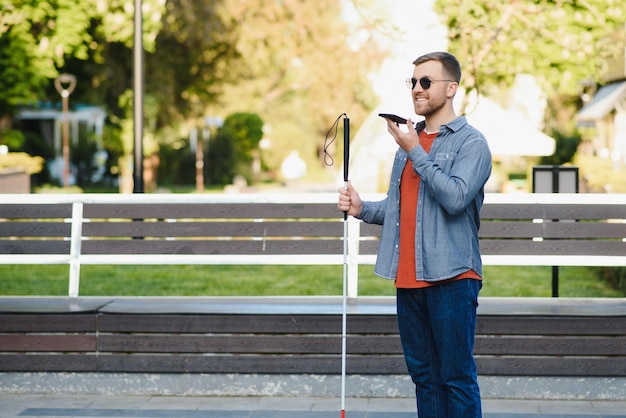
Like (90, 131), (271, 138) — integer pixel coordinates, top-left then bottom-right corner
(378, 113), (407, 124)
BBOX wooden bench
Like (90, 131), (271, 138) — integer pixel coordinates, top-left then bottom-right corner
(1, 193), (625, 297)
(0, 296), (624, 377)
(0, 193), (380, 297)
(480, 193), (626, 267)
(0, 192), (625, 379)
(480, 193), (626, 296)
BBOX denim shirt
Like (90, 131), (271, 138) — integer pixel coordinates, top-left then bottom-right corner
(357, 116), (492, 282)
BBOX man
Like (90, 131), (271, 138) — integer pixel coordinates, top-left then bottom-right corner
(338, 51), (491, 417)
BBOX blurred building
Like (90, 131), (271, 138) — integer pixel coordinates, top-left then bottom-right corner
(14, 104), (107, 185)
(576, 36), (626, 165)
(16, 105), (106, 154)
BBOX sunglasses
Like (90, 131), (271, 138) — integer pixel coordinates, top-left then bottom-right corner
(406, 77), (455, 90)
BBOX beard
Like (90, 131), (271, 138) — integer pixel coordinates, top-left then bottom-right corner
(413, 94), (447, 119)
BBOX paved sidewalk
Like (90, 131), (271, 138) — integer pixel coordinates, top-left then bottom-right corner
(1, 394), (626, 418)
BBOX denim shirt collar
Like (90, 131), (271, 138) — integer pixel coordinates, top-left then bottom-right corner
(414, 115), (468, 135)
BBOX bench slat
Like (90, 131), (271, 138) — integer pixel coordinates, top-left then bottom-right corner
(83, 203), (341, 219)
(80, 239), (344, 255)
(480, 203), (626, 220)
(82, 221), (345, 238)
(480, 221), (626, 239)
(0, 335), (96, 352)
(99, 335), (340, 354)
(477, 316), (626, 336)
(97, 314), (400, 334)
(98, 314), (343, 334)
(0, 240), (71, 254)
(97, 334), (624, 356)
(0, 354), (96, 372)
(0, 204), (73, 219)
(3, 351), (621, 376)
(0, 222), (71, 237)
(475, 335), (625, 356)
(98, 334), (404, 355)
(96, 353), (626, 376)
(475, 356), (626, 377)
(479, 240), (626, 257)
(96, 353), (407, 374)
(0, 314), (96, 332)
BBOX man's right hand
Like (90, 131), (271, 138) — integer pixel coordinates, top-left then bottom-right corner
(338, 180), (363, 218)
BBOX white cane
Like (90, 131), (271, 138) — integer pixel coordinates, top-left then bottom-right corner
(321, 113), (350, 417)
(340, 116), (350, 418)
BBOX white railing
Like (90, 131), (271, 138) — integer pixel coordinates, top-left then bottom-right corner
(1, 192), (626, 297)
(1, 193), (377, 297)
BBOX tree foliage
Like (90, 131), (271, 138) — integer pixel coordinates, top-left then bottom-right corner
(434, 0), (626, 112)
(210, 0), (383, 170)
(2, 0), (385, 187)
(206, 112), (264, 185)
(539, 130), (581, 166)
(0, 0), (166, 129)
(0, 0), (89, 114)
(0, 152), (44, 174)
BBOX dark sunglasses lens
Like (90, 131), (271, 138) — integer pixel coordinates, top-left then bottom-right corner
(409, 77), (432, 89)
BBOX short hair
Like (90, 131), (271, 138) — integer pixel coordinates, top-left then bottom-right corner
(412, 52), (461, 83)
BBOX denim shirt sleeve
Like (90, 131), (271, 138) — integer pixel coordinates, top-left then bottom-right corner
(357, 198), (387, 225)
(409, 118), (492, 215)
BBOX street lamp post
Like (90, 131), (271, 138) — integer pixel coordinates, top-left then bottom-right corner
(189, 125), (205, 193)
(199, 117), (223, 191)
(133, 0), (144, 193)
(54, 73), (77, 188)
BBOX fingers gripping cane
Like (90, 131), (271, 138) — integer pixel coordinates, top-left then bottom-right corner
(322, 113), (350, 417)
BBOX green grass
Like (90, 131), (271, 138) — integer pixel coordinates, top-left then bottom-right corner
(481, 266), (623, 297)
(0, 264), (622, 297)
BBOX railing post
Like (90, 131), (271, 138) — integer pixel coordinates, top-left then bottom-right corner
(68, 202), (83, 297)
(347, 217), (360, 298)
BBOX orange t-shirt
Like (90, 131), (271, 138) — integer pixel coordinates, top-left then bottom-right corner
(395, 130), (481, 289)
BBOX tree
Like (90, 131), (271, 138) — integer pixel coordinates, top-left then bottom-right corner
(58, 0), (253, 188)
(539, 130), (581, 166)
(3, 0), (385, 189)
(0, 0), (167, 189)
(434, 0), (626, 116)
(0, 0), (92, 121)
(208, 0), (384, 172)
(206, 112), (264, 185)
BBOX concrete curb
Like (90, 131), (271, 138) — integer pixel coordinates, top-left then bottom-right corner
(1, 373), (624, 401)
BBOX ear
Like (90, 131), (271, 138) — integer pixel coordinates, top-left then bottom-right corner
(447, 82), (458, 98)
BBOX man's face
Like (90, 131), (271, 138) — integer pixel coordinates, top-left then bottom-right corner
(410, 60), (453, 119)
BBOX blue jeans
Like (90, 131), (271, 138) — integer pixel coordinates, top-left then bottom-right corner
(397, 279), (482, 418)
